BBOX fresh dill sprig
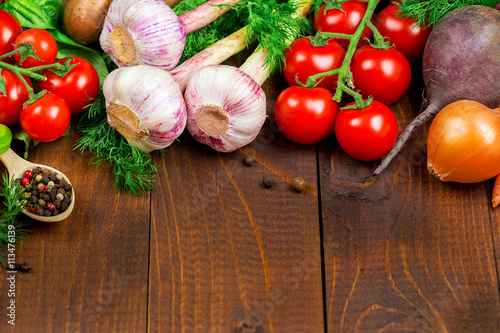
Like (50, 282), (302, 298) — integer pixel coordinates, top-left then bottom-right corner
(174, 0), (311, 73)
(75, 92), (161, 195)
(0, 172), (30, 267)
(397, 0), (498, 28)
(240, 0), (312, 74)
(174, 0), (247, 64)
(75, 51), (161, 195)
(311, 0), (326, 15)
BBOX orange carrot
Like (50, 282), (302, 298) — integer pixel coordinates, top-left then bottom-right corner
(492, 174), (500, 208)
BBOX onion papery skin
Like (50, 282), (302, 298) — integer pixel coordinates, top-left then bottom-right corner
(427, 100), (500, 183)
(103, 65), (187, 152)
(100, 0), (186, 70)
(184, 65), (267, 153)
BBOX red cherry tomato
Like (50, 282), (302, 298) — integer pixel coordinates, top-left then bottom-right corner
(20, 93), (71, 142)
(283, 37), (345, 91)
(0, 69), (33, 127)
(13, 28), (58, 68)
(0, 9), (23, 64)
(334, 100), (398, 161)
(375, 4), (432, 62)
(314, 0), (373, 48)
(39, 57), (100, 115)
(274, 86), (338, 144)
(351, 45), (411, 105)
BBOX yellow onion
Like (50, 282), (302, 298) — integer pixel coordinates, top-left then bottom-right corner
(427, 100), (500, 183)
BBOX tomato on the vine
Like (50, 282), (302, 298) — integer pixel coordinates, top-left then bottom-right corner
(283, 37), (345, 91)
(334, 100), (398, 161)
(375, 4), (432, 63)
(350, 45), (411, 105)
(0, 69), (33, 127)
(39, 57), (100, 115)
(314, 0), (372, 48)
(0, 9), (23, 64)
(20, 93), (71, 142)
(274, 86), (338, 144)
(13, 28), (58, 68)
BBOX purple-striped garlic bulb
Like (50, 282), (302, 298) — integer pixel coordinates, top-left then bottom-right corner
(103, 65), (186, 152)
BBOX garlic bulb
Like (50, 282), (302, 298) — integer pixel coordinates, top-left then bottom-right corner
(100, 0), (186, 70)
(184, 65), (266, 153)
(103, 65), (187, 152)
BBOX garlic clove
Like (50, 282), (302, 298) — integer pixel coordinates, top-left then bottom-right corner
(100, 0), (186, 70)
(184, 65), (267, 153)
(103, 65), (187, 152)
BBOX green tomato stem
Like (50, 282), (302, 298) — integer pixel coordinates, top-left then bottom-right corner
(333, 0), (378, 106)
(0, 61), (46, 81)
(366, 20), (391, 49)
(0, 49), (20, 61)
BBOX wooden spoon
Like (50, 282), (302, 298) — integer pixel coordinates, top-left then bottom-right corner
(0, 148), (75, 223)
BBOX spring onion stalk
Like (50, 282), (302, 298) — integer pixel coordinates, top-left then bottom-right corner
(100, 0), (240, 70)
(183, 0), (311, 153)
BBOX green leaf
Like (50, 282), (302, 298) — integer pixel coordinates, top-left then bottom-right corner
(12, 129), (39, 159)
(0, 69), (5, 96)
(55, 40), (109, 84)
(0, 0), (63, 30)
(0, 0), (108, 84)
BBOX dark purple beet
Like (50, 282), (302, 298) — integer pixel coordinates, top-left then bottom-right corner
(373, 5), (500, 176)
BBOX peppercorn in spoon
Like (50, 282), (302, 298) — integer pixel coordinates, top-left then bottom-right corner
(0, 148), (75, 223)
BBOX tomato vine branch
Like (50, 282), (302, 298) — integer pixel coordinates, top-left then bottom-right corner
(0, 45), (75, 102)
(305, 0), (381, 109)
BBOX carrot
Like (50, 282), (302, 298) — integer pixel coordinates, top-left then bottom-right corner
(492, 174), (500, 208)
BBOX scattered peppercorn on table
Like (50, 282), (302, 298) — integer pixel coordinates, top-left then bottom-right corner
(1, 69), (500, 332)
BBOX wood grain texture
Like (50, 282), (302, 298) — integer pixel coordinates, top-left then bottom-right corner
(0, 128), (150, 333)
(319, 73), (500, 332)
(148, 76), (325, 333)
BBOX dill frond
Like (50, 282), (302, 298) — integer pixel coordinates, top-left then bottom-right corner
(75, 99), (160, 196)
(0, 172), (30, 267)
(397, 0), (494, 28)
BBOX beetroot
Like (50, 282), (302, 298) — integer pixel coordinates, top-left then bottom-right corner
(373, 5), (500, 176)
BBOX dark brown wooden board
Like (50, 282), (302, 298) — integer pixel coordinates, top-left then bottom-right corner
(319, 74), (500, 332)
(1, 59), (500, 333)
(148, 76), (325, 333)
(0, 129), (151, 333)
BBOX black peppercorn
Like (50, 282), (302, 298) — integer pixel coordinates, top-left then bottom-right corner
(291, 177), (306, 193)
(22, 166), (72, 217)
(243, 156), (256, 166)
(263, 176), (274, 189)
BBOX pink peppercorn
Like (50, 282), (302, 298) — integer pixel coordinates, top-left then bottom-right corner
(24, 170), (33, 178)
(21, 177), (30, 185)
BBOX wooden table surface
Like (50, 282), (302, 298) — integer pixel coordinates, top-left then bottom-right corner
(1, 65), (500, 333)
